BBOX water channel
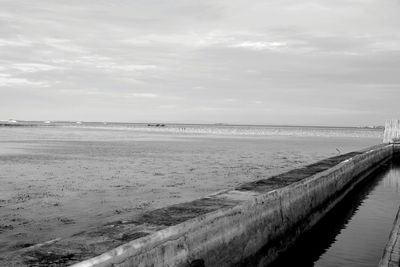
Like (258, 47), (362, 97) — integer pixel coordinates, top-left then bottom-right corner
(270, 156), (400, 267)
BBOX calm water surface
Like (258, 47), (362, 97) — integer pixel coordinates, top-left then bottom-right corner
(271, 157), (400, 267)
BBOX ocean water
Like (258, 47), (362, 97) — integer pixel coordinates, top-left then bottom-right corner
(0, 123), (382, 257)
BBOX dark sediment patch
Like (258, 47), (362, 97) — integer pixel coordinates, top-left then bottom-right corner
(23, 244), (91, 267)
(130, 197), (241, 226)
(0, 225), (14, 233)
(13, 243), (36, 249)
(236, 151), (361, 192)
(17, 222), (158, 266)
(57, 217), (75, 225)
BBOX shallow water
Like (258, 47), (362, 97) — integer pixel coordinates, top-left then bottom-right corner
(0, 124), (381, 257)
(2, 121), (384, 139)
(270, 157), (400, 267)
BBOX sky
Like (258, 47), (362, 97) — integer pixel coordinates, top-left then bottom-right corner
(0, 0), (399, 126)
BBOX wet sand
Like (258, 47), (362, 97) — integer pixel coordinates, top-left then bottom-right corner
(0, 126), (380, 257)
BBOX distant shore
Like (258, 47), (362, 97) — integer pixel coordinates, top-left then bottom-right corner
(0, 120), (385, 129)
(0, 123), (37, 127)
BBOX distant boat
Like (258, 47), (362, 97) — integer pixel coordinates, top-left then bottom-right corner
(7, 119), (17, 123)
(44, 121), (51, 124)
(76, 121), (82, 124)
(147, 123), (166, 127)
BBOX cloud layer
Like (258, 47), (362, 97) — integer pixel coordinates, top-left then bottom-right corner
(1, 0), (399, 126)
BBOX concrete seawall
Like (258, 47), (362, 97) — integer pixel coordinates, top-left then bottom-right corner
(2, 144), (394, 267)
(379, 208), (400, 267)
(379, 144), (400, 267)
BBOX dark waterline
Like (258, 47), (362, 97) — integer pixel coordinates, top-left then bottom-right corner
(270, 157), (400, 267)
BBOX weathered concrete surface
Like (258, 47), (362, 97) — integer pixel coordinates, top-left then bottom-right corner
(379, 208), (400, 267)
(384, 120), (400, 143)
(0, 144), (393, 267)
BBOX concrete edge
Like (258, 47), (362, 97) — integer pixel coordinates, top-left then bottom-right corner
(379, 207), (400, 267)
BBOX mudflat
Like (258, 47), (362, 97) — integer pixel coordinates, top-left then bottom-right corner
(0, 125), (380, 258)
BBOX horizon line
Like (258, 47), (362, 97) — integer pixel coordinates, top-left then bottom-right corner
(1, 119), (384, 129)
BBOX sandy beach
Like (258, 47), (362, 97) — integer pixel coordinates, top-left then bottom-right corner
(0, 125), (381, 258)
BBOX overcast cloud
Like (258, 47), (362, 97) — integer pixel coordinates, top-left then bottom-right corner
(1, 0), (399, 126)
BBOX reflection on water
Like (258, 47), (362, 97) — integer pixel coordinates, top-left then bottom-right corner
(383, 168), (400, 192)
(270, 157), (400, 267)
